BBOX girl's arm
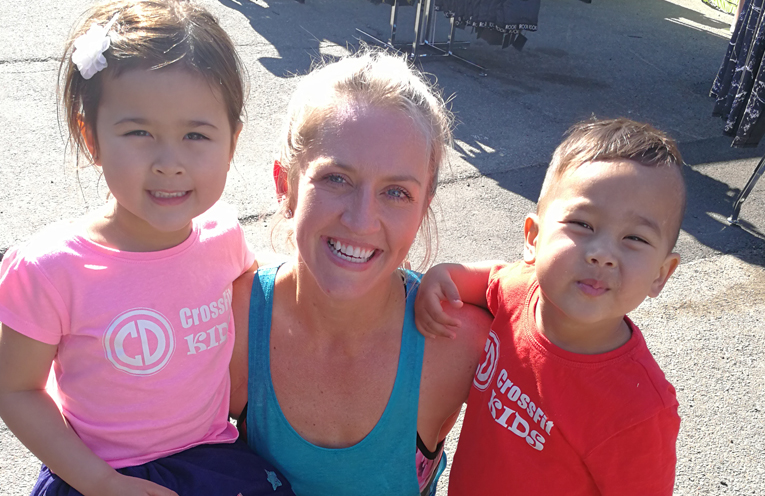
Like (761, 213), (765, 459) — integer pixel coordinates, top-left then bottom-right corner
(0, 324), (178, 496)
(229, 269), (256, 419)
(415, 261), (501, 339)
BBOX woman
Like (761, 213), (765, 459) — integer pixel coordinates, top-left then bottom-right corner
(230, 51), (491, 496)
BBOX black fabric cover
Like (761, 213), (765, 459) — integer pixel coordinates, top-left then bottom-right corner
(711, 0), (765, 147)
(435, 0), (541, 32)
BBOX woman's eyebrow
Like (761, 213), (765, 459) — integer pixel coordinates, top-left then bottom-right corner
(319, 160), (422, 186)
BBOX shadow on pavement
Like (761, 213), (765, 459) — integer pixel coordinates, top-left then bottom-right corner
(212, 0), (765, 269)
(218, 0), (361, 77)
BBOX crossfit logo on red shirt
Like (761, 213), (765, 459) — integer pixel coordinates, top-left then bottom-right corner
(473, 330), (500, 391)
(487, 368), (555, 451)
(103, 308), (175, 375)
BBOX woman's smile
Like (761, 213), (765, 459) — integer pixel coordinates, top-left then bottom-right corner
(327, 237), (377, 263)
(290, 103), (431, 299)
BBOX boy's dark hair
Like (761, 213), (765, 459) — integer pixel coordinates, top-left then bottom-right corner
(59, 0), (246, 164)
(538, 117), (686, 245)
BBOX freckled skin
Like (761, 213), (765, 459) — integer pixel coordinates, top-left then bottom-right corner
(290, 104), (431, 300)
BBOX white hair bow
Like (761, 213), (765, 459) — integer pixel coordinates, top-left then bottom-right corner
(72, 12), (120, 80)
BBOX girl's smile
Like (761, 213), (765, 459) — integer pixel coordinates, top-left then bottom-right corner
(86, 66), (241, 252)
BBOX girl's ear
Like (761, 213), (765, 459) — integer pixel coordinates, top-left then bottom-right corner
(229, 122), (243, 165)
(523, 214), (540, 264)
(273, 160), (289, 201)
(79, 117), (99, 165)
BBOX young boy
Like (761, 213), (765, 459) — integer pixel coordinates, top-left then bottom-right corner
(416, 118), (684, 495)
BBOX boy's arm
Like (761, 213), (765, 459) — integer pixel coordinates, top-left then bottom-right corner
(415, 261), (501, 339)
(0, 324), (178, 496)
(586, 407), (680, 496)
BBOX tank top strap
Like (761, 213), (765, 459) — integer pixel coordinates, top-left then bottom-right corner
(245, 265), (426, 496)
(393, 269), (425, 413)
(246, 264), (279, 432)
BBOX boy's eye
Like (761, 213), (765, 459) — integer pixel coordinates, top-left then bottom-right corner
(625, 235), (649, 244)
(572, 221), (592, 230)
(185, 132), (208, 141)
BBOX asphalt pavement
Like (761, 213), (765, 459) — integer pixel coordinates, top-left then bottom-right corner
(1, 0), (764, 494)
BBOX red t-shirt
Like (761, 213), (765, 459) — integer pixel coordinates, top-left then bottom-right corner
(449, 262), (680, 496)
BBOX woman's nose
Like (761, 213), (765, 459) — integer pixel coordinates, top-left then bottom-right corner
(341, 188), (381, 234)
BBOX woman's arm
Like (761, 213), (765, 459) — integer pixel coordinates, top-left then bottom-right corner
(0, 325), (177, 496)
(417, 303), (493, 451)
(229, 270), (255, 419)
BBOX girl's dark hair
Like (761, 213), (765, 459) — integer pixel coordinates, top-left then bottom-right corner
(59, 0), (246, 162)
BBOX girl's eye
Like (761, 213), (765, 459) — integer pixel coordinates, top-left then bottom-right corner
(386, 187), (413, 201)
(125, 130), (150, 137)
(185, 132), (208, 141)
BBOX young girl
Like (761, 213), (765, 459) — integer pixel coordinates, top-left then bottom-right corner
(0, 1), (292, 495)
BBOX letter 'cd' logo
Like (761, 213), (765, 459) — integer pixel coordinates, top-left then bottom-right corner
(104, 309), (175, 375)
(473, 330), (500, 391)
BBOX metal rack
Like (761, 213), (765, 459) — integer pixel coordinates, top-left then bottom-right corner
(356, 0), (488, 76)
(728, 156), (765, 226)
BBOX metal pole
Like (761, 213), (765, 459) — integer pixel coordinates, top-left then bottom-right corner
(729, 154), (765, 225)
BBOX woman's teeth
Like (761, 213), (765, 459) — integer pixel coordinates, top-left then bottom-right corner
(328, 239), (375, 263)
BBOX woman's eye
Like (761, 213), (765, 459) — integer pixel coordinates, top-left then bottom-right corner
(185, 132), (208, 141)
(325, 174), (347, 185)
(386, 187), (413, 201)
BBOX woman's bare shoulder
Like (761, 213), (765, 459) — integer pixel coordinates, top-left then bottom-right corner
(423, 303), (492, 376)
(418, 303), (492, 439)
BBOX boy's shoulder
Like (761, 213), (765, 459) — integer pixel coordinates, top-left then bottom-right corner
(487, 260), (536, 316)
(618, 319), (679, 410)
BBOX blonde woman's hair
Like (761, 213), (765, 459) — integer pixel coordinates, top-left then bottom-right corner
(276, 49), (454, 269)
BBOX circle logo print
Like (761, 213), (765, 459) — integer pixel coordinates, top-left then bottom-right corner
(104, 308), (175, 375)
(473, 330), (500, 391)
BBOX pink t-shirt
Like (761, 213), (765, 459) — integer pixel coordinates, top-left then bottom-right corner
(0, 202), (255, 468)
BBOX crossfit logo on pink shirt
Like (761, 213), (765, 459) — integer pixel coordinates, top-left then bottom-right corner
(474, 330), (500, 391)
(103, 308), (175, 375)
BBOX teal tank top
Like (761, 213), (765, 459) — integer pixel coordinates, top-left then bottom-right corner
(245, 265), (436, 496)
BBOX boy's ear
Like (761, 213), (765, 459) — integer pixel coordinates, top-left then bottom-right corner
(273, 159), (289, 202)
(648, 252), (680, 298)
(79, 117), (99, 165)
(523, 214), (540, 264)
(228, 122), (244, 165)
